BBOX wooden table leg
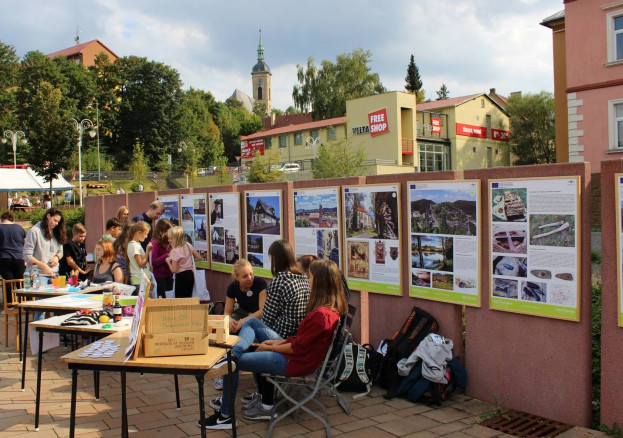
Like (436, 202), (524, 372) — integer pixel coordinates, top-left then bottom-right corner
(21, 309), (29, 390)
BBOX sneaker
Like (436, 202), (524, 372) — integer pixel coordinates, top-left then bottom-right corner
(242, 393), (262, 410)
(242, 403), (274, 421)
(197, 410), (232, 430)
(241, 392), (261, 406)
(209, 396), (222, 410)
(212, 356), (230, 370)
(213, 376), (223, 390)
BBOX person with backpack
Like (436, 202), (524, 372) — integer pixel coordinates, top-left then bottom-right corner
(200, 260), (347, 430)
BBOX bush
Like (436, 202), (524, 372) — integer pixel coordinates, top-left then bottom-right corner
(29, 207), (84, 240)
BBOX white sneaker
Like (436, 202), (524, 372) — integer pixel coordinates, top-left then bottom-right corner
(213, 376), (223, 390)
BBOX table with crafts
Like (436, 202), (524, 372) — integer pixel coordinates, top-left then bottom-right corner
(29, 313), (133, 430)
(61, 330), (240, 438)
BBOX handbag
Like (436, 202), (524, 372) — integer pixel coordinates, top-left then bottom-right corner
(190, 248), (210, 302)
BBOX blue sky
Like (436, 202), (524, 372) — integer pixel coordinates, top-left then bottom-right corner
(0, 0), (564, 110)
(411, 189), (476, 204)
(295, 193), (338, 212)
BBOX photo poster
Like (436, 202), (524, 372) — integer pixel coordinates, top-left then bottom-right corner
(615, 174), (623, 326)
(408, 180), (481, 306)
(156, 195), (181, 226)
(208, 192), (241, 273)
(342, 184), (401, 295)
(244, 189), (283, 278)
(293, 187), (341, 268)
(124, 274), (149, 361)
(489, 176), (580, 321)
(181, 194), (210, 269)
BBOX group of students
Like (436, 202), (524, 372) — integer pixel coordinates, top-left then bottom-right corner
(201, 239), (348, 430)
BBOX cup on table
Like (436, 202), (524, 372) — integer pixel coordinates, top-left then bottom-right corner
(71, 274), (79, 286)
(58, 275), (66, 287)
(51, 277), (60, 287)
(40, 276), (50, 286)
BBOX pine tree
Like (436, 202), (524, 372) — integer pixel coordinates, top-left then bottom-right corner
(405, 55), (423, 94)
(436, 83), (450, 100)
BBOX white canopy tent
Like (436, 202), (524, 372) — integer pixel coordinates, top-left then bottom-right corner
(0, 168), (74, 192)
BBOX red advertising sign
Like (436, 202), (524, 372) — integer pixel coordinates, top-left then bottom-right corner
(241, 139), (265, 158)
(368, 109), (389, 137)
(431, 117), (441, 134)
(492, 128), (510, 141)
(456, 123), (487, 138)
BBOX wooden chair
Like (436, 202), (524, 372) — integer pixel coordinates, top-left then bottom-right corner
(3, 279), (24, 352)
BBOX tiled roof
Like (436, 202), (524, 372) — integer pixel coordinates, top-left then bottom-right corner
(416, 94), (482, 111)
(241, 116), (347, 140)
(541, 9), (565, 25)
(46, 39), (119, 60)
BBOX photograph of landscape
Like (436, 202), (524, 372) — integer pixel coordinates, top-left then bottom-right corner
(294, 191), (339, 228)
(410, 188), (477, 235)
(411, 234), (453, 272)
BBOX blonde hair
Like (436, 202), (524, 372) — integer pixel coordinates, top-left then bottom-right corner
(167, 226), (186, 249)
(117, 205), (129, 221)
(231, 259), (252, 281)
(130, 221), (150, 239)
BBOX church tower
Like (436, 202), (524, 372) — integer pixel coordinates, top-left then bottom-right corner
(251, 30), (272, 113)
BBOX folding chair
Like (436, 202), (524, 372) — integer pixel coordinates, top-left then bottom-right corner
(266, 327), (339, 438)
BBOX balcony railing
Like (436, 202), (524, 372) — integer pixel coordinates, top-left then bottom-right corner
(402, 138), (414, 154)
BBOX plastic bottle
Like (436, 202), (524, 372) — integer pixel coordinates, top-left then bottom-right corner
(32, 266), (40, 290)
(23, 274), (31, 290)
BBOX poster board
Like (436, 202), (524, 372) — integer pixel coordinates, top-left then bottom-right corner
(244, 189), (283, 278)
(209, 192), (241, 273)
(615, 174), (623, 326)
(489, 176), (580, 321)
(156, 195), (181, 226)
(293, 187), (341, 268)
(124, 274), (151, 361)
(408, 180), (480, 306)
(181, 194), (210, 269)
(342, 183), (401, 295)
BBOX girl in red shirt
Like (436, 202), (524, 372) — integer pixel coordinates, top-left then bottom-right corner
(201, 259), (347, 430)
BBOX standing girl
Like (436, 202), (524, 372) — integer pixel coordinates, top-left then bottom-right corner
(113, 222), (133, 282)
(117, 205), (129, 224)
(165, 226), (201, 298)
(150, 218), (173, 298)
(127, 221), (151, 295)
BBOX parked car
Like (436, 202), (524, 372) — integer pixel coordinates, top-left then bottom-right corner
(278, 163), (301, 173)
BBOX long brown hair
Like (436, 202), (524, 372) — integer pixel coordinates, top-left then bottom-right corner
(268, 239), (301, 276)
(153, 218), (172, 247)
(41, 207), (66, 243)
(307, 260), (347, 316)
(113, 222), (134, 255)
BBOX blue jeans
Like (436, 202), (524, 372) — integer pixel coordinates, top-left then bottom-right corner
(231, 318), (282, 358)
(221, 318), (287, 417)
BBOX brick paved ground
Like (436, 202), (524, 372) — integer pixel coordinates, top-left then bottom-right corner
(0, 315), (604, 437)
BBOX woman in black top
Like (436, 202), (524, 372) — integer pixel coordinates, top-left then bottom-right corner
(225, 259), (267, 334)
(0, 210), (26, 282)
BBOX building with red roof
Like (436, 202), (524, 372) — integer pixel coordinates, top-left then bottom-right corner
(46, 39), (119, 67)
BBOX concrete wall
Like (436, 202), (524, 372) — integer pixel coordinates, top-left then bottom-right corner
(83, 162), (601, 427)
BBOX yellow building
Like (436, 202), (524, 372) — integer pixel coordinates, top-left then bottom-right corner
(241, 91), (510, 174)
(46, 39), (119, 67)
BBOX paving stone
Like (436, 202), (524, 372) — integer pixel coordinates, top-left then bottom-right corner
(421, 406), (472, 423)
(462, 424), (505, 437)
(428, 421), (472, 435)
(376, 414), (441, 436)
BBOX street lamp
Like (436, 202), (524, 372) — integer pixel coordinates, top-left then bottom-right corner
(178, 141), (195, 188)
(1, 130), (27, 169)
(305, 136), (321, 162)
(71, 118), (95, 207)
(87, 102), (101, 181)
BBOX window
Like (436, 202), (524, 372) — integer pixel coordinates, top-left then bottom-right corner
(279, 136), (287, 148)
(311, 130), (319, 140)
(294, 133), (302, 145)
(258, 86), (263, 100)
(486, 115), (491, 139)
(328, 128), (336, 140)
(607, 10), (623, 63)
(610, 100), (623, 149)
(418, 143), (449, 172)
(481, 99), (485, 108)
(265, 138), (272, 149)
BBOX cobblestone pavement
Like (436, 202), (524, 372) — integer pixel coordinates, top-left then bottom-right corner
(0, 316), (604, 437)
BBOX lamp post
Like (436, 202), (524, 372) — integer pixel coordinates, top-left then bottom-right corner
(178, 141), (195, 188)
(1, 130), (27, 168)
(305, 136), (321, 168)
(88, 102), (101, 181)
(71, 118), (95, 207)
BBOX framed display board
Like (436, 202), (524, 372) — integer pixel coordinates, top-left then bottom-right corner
(342, 183), (401, 295)
(156, 195), (181, 226)
(181, 194), (209, 269)
(615, 174), (623, 326)
(124, 274), (150, 361)
(408, 180), (480, 306)
(489, 176), (580, 321)
(244, 189), (283, 278)
(293, 187), (341, 268)
(209, 192), (241, 273)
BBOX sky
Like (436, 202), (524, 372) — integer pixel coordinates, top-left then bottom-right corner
(0, 0), (564, 111)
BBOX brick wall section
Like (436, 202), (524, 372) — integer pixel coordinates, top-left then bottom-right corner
(591, 171), (601, 229)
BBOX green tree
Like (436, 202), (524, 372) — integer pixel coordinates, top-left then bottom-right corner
(436, 83), (450, 100)
(129, 142), (149, 186)
(293, 49), (385, 120)
(24, 82), (76, 192)
(247, 149), (283, 183)
(405, 55), (425, 102)
(312, 137), (367, 179)
(0, 41), (20, 164)
(252, 101), (268, 117)
(506, 91), (556, 165)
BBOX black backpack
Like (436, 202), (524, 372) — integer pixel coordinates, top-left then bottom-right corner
(377, 306), (439, 399)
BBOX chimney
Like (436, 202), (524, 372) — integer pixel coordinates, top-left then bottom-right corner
(490, 88), (496, 95)
(510, 91), (522, 98)
(271, 112), (276, 127)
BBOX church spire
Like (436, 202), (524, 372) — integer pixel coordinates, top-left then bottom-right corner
(257, 28), (265, 61)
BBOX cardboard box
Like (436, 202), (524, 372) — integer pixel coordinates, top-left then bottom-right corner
(143, 298), (210, 357)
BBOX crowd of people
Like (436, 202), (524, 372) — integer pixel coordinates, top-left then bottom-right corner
(0, 199), (351, 432)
